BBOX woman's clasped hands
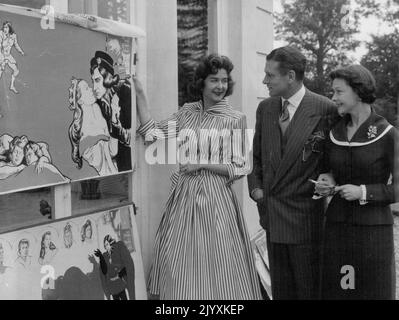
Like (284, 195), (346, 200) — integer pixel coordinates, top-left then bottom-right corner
(313, 173), (362, 201)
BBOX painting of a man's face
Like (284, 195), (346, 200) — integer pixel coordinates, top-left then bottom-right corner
(91, 68), (107, 99)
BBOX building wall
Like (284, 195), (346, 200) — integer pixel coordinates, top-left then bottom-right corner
(208, 0), (274, 236)
(132, 0), (179, 279)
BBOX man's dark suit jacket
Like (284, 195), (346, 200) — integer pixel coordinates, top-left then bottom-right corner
(248, 89), (338, 244)
(98, 80), (132, 172)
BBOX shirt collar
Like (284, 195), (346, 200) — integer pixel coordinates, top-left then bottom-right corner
(281, 85), (306, 109)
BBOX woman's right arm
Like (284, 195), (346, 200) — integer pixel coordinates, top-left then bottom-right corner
(133, 76), (182, 143)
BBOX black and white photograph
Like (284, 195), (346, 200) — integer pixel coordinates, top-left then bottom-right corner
(0, 0), (398, 307)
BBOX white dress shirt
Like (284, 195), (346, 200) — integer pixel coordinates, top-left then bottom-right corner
(281, 85), (306, 120)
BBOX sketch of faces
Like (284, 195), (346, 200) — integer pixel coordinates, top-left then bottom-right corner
(81, 220), (93, 243)
(0, 134), (12, 157)
(16, 239), (32, 269)
(38, 231), (57, 265)
(8, 136), (28, 166)
(24, 142), (40, 166)
(3, 23), (10, 35)
(9, 143), (24, 166)
(18, 239), (29, 258)
(103, 235), (115, 254)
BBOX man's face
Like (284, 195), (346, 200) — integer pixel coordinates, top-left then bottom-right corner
(263, 59), (290, 97)
(91, 68), (107, 99)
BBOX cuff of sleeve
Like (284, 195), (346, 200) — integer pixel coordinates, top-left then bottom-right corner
(226, 164), (236, 182)
(137, 119), (155, 137)
(359, 184), (368, 205)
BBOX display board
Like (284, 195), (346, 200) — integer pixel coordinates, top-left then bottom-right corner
(0, 5), (142, 195)
(0, 204), (146, 300)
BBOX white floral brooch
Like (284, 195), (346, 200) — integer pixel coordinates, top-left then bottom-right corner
(367, 125), (377, 139)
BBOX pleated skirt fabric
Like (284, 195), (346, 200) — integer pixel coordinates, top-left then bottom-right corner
(148, 170), (262, 300)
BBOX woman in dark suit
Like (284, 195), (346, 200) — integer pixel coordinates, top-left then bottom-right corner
(316, 64), (398, 299)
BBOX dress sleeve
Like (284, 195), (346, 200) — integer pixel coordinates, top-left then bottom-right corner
(136, 107), (185, 143)
(364, 127), (399, 205)
(226, 114), (251, 186)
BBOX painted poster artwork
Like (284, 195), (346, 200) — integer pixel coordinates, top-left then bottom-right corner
(0, 6), (133, 195)
(0, 204), (146, 300)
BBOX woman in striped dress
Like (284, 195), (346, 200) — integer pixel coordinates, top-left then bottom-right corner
(134, 54), (262, 300)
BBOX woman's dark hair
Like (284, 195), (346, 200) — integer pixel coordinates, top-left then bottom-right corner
(330, 64), (377, 104)
(266, 46), (307, 81)
(90, 65), (120, 89)
(188, 54), (235, 100)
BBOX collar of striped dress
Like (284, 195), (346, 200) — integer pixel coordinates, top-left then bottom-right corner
(196, 98), (233, 115)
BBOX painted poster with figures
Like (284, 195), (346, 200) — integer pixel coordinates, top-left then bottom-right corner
(0, 5), (143, 195)
(0, 204), (147, 300)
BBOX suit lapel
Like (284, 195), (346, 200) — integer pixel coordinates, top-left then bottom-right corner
(264, 98), (281, 172)
(271, 91), (321, 189)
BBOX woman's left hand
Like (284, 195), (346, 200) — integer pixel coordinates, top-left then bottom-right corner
(334, 184), (362, 201)
(180, 163), (202, 175)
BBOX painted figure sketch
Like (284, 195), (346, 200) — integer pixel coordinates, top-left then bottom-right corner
(0, 205), (146, 300)
(0, 134), (69, 186)
(68, 78), (119, 176)
(38, 231), (58, 266)
(106, 36), (132, 77)
(94, 235), (135, 300)
(15, 238), (32, 269)
(89, 51), (132, 172)
(0, 20), (25, 94)
(0, 7), (134, 195)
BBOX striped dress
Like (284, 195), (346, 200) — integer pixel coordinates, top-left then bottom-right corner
(138, 99), (262, 300)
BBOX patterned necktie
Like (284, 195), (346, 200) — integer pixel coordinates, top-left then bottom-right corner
(279, 100), (290, 135)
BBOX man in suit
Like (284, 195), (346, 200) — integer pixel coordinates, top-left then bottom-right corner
(248, 46), (338, 300)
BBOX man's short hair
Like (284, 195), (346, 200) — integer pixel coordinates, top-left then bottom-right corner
(267, 46), (307, 81)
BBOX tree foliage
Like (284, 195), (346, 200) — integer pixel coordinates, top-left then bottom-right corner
(276, 0), (367, 95)
(98, 0), (128, 22)
(361, 1), (399, 124)
(177, 0), (208, 106)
